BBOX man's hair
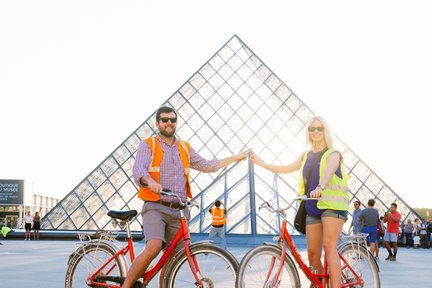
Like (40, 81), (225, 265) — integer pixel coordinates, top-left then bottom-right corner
(156, 106), (177, 121)
(367, 199), (375, 207)
(354, 200), (360, 205)
(214, 200), (221, 207)
(391, 202), (397, 208)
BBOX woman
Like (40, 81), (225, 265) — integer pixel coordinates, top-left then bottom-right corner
(251, 116), (349, 288)
(404, 219), (414, 248)
(32, 212), (41, 240)
(24, 211), (32, 240)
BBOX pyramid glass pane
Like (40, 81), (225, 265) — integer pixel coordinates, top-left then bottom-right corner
(41, 35), (419, 237)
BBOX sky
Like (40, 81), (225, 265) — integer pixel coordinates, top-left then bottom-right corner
(1, 1), (431, 209)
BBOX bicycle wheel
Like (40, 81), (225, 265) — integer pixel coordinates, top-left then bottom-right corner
(236, 244), (300, 288)
(65, 242), (127, 288)
(163, 243), (238, 288)
(339, 243), (380, 288)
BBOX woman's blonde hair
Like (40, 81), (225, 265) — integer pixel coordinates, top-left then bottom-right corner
(305, 116), (334, 147)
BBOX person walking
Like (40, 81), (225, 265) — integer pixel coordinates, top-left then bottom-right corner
(250, 115), (349, 288)
(24, 211), (32, 240)
(358, 199), (380, 259)
(208, 200), (227, 249)
(383, 203), (401, 261)
(348, 200), (362, 235)
(32, 212), (41, 240)
(121, 106), (247, 288)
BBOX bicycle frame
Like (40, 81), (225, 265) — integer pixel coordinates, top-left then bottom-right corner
(274, 219), (364, 288)
(87, 206), (206, 287)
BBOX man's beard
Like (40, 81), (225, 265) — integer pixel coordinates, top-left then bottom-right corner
(159, 126), (175, 138)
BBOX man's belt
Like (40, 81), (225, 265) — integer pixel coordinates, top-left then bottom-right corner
(147, 200), (183, 209)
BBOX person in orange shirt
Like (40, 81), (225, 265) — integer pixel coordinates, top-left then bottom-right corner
(122, 106), (246, 288)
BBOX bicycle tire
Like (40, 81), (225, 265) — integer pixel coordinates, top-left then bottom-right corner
(163, 242), (239, 288)
(338, 243), (380, 288)
(236, 243), (300, 288)
(65, 241), (127, 288)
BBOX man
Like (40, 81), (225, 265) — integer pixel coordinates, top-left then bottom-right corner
(122, 106), (246, 288)
(348, 200), (362, 235)
(419, 218), (429, 248)
(209, 200), (227, 249)
(358, 199), (380, 259)
(383, 202), (401, 261)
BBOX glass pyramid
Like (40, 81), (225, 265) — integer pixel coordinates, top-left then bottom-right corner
(41, 35), (418, 237)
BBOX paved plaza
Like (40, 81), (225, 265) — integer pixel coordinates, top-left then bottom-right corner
(0, 239), (430, 287)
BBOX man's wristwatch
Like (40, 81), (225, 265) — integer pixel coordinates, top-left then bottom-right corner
(317, 184), (325, 190)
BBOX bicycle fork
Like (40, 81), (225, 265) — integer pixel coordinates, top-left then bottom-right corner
(262, 242), (287, 288)
(184, 244), (209, 287)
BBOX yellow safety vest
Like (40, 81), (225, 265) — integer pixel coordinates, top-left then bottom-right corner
(211, 207), (226, 226)
(137, 136), (191, 201)
(298, 147), (349, 211)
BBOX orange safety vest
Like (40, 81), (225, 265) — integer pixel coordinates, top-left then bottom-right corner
(137, 136), (191, 201)
(211, 207), (226, 226)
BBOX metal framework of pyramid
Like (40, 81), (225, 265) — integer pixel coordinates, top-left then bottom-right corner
(41, 35), (418, 237)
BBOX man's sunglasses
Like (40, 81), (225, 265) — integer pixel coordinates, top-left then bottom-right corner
(308, 126), (324, 132)
(159, 117), (177, 123)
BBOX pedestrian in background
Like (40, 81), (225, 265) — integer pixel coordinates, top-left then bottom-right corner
(377, 215), (386, 248)
(358, 199), (380, 259)
(419, 218), (429, 248)
(24, 211), (32, 240)
(209, 200), (227, 249)
(383, 203), (401, 261)
(348, 200), (362, 235)
(32, 212), (41, 240)
(404, 219), (414, 248)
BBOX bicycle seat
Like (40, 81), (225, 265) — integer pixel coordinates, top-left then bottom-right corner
(107, 210), (138, 221)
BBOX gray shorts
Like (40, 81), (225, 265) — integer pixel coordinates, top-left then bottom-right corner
(306, 209), (348, 225)
(141, 202), (190, 249)
(383, 231), (398, 242)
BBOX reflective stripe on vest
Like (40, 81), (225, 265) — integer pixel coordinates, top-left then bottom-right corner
(137, 136), (191, 201)
(211, 207), (226, 226)
(298, 147), (349, 211)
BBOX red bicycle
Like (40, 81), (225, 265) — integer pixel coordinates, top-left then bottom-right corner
(65, 191), (238, 288)
(236, 197), (380, 287)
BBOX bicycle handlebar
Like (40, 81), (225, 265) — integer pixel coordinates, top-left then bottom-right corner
(259, 196), (322, 219)
(160, 189), (199, 210)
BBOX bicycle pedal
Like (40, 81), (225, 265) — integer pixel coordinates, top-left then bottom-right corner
(133, 280), (144, 288)
(94, 275), (126, 284)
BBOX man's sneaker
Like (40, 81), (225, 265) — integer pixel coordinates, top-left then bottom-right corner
(389, 256), (396, 261)
(385, 255), (393, 260)
(375, 256), (379, 260)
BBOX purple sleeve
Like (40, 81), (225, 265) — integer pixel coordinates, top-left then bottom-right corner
(189, 146), (220, 173)
(132, 141), (152, 185)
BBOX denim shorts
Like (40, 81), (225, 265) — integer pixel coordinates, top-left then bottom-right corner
(306, 209), (348, 225)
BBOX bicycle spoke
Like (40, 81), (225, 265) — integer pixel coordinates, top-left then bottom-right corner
(339, 244), (380, 288)
(164, 244), (238, 288)
(237, 245), (300, 288)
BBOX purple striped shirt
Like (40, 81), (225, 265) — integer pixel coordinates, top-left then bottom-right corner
(133, 135), (220, 202)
